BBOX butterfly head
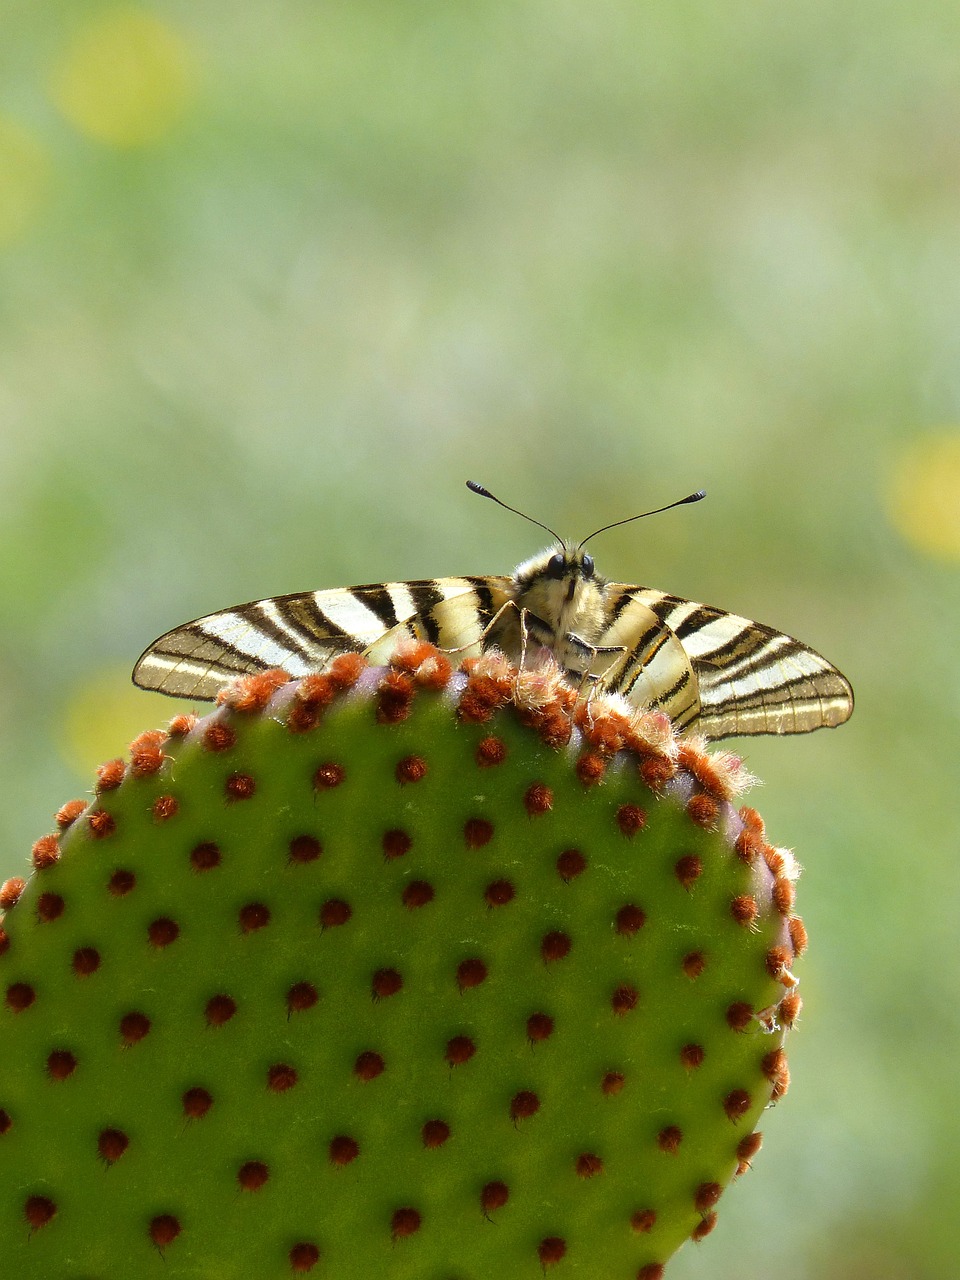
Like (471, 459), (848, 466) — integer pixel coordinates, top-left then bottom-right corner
(511, 543), (608, 647)
(515, 543), (601, 596)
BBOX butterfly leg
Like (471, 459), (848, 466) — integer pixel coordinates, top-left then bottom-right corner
(513, 606), (575, 672)
(440, 599), (527, 663)
(563, 634), (628, 680)
(466, 600), (545, 671)
(560, 635), (629, 707)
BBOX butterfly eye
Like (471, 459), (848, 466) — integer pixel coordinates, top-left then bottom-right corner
(546, 553), (565, 579)
(581, 554), (594, 578)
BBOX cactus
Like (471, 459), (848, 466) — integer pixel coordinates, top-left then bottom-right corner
(0, 644), (801, 1278)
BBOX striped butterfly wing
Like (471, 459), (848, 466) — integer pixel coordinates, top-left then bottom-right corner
(132, 577), (513, 701)
(597, 586), (854, 739)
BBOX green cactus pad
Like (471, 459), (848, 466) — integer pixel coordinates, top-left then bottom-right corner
(0, 646), (802, 1279)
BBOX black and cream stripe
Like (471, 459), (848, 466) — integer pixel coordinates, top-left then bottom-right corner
(133, 553), (853, 741)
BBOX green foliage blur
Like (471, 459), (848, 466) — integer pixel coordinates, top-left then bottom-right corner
(2, 3), (959, 1277)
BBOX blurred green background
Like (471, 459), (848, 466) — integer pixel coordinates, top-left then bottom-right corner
(2, 3), (959, 1277)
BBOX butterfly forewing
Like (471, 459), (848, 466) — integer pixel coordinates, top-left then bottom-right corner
(604, 588), (853, 738)
(132, 578), (511, 701)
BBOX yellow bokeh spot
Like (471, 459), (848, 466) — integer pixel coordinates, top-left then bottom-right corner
(51, 8), (195, 147)
(0, 116), (50, 245)
(887, 432), (960, 561)
(63, 667), (184, 777)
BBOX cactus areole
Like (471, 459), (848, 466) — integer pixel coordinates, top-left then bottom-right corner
(0, 645), (802, 1278)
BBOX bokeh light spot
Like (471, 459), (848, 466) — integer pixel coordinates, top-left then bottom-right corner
(0, 117), (51, 246)
(50, 8), (195, 147)
(886, 431), (960, 562)
(63, 667), (182, 777)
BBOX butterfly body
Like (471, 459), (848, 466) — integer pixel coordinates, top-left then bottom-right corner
(133, 539), (854, 740)
(485, 544), (609, 672)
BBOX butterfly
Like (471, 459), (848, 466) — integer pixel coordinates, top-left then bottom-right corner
(132, 482), (854, 740)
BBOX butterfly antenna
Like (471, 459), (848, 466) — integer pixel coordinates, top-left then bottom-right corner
(466, 480), (563, 544)
(579, 490), (706, 548)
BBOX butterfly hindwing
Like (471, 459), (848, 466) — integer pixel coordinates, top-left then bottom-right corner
(574, 591), (703, 728)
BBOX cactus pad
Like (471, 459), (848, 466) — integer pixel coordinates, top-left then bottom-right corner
(0, 645), (802, 1278)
